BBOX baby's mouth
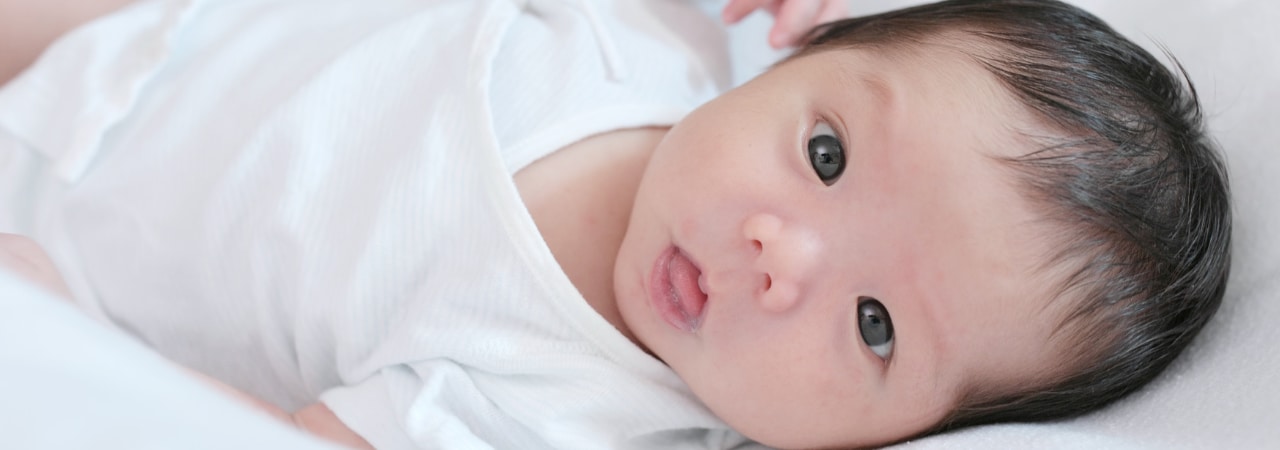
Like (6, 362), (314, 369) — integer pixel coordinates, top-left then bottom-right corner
(649, 246), (709, 332)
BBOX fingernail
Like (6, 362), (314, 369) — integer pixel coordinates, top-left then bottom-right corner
(771, 32), (788, 49)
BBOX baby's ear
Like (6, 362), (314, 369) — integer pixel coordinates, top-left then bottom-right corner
(0, 233), (73, 301)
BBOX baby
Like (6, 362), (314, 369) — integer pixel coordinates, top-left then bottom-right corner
(0, 0), (1229, 449)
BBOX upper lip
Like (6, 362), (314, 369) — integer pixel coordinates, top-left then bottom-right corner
(677, 246), (709, 296)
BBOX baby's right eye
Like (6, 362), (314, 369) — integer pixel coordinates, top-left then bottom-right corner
(807, 121), (846, 186)
(857, 297), (894, 360)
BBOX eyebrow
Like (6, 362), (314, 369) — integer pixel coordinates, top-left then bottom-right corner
(916, 291), (949, 383)
(859, 73), (896, 113)
(840, 72), (899, 148)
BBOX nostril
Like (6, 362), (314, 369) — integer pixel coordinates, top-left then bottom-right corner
(751, 239), (762, 253)
(763, 274), (772, 290)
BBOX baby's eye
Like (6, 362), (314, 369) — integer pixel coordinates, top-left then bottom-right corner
(807, 121), (846, 186)
(857, 297), (894, 360)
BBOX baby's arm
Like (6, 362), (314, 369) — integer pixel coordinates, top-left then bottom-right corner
(0, 233), (72, 300)
(0, 233), (372, 449)
(722, 0), (848, 48)
(193, 371), (374, 449)
(0, 0), (137, 85)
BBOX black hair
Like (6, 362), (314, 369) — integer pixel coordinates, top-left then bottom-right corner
(793, 0), (1231, 436)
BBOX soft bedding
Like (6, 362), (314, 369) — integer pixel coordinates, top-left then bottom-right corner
(0, 270), (335, 449)
(1, 0), (1277, 448)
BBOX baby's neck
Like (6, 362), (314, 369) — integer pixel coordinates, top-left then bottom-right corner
(514, 127), (668, 344)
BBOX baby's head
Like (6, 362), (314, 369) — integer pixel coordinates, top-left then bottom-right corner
(611, 0), (1230, 448)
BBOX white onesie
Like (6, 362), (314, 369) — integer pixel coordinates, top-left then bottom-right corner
(0, 0), (760, 448)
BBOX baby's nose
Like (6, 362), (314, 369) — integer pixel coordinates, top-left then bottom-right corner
(741, 213), (821, 313)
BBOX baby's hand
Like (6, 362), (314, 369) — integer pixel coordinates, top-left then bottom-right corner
(0, 233), (73, 300)
(722, 0), (849, 49)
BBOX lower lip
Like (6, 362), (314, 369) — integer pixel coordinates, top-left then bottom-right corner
(648, 246), (708, 333)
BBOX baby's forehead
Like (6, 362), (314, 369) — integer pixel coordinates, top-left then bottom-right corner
(912, 244), (1075, 409)
(823, 45), (1038, 127)
(836, 52), (1074, 398)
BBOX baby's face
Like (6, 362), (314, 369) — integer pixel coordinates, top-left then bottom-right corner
(613, 47), (1071, 448)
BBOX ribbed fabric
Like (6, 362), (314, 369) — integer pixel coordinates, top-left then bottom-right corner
(0, 0), (759, 448)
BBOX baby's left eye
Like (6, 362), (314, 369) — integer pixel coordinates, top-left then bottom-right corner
(857, 297), (894, 360)
(807, 121), (845, 186)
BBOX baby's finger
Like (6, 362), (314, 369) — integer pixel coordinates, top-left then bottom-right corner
(789, 0), (850, 44)
(724, 0), (781, 24)
(722, 0), (781, 24)
(816, 0), (849, 25)
(770, 0), (822, 48)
